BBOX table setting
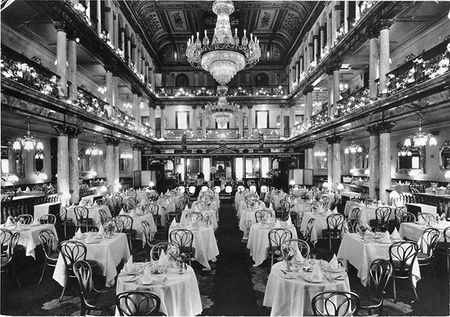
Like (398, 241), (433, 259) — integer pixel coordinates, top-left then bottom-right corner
(299, 208), (336, 245)
(119, 207), (157, 245)
(115, 254), (203, 316)
(399, 217), (450, 242)
(53, 228), (130, 287)
(65, 203), (111, 229)
(263, 256), (350, 316)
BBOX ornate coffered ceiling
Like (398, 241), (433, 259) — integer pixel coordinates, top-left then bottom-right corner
(127, 1), (321, 68)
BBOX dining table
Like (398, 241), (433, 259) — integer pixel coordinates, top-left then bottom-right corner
(65, 204), (111, 229)
(115, 262), (202, 316)
(263, 260), (350, 316)
(344, 201), (394, 225)
(300, 212), (330, 245)
(33, 202), (61, 220)
(247, 221), (298, 266)
(1, 223), (58, 259)
(53, 233), (130, 287)
(122, 209), (157, 245)
(168, 223), (219, 270)
(399, 220), (450, 242)
(180, 207), (218, 230)
(337, 232), (421, 287)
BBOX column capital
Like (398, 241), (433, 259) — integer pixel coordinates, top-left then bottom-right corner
(326, 135), (342, 144)
(103, 136), (120, 146)
(131, 143), (145, 151)
(379, 19), (395, 30)
(313, 35), (319, 40)
(319, 25), (326, 31)
(304, 142), (315, 149)
(54, 22), (67, 33)
(52, 124), (71, 136)
(377, 121), (396, 134)
(367, 27), (380, 39)
(66, 29), (79, 41)
(104, 64), (120, 76)
(303, 85), (314, 95)
(131, 85), (142, 96)
(67, 125), (83, 138)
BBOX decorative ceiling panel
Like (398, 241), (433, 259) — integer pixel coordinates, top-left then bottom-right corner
(128, 1), (318, 67)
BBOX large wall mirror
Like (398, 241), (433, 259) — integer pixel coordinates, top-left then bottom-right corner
(397, 146), (425, 173)
(439, 141), (450, 170)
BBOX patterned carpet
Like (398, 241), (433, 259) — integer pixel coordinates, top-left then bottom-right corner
(1, 201), (449, 316)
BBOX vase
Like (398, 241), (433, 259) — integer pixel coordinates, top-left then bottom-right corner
(285, 259), (292, 272)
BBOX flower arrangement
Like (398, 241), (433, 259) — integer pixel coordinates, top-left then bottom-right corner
(168, 250), (188, 273)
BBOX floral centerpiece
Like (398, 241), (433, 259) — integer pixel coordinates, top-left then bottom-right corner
(278, 244), (295, 271)
(168, 250), (188, 274)
(104, 221), (116, 238)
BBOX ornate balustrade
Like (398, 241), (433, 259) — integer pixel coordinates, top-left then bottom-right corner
(156, 85), (288, 98)
(334, 87), (373, 118)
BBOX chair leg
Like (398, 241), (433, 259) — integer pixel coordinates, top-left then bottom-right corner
(392, 276), (397, 303)
(270, 253), (274, 268)
(10, 262), (21, 288)
(410, 277), (419, 302)
(38, 258), (47, 284)
(59, 282), (68, 302)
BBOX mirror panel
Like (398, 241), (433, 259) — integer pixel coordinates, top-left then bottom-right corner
(34, 151), (44, 174)
(439, 141), (450, 170)
(397, 146), (425, 173)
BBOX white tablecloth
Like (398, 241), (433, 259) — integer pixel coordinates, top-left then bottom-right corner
(344, 201), (393, 224)
(130, 213), (157, 245)
(399, 221), (450, 242)
(65, 205), (111, 229)
(180, 208), (218, 230)
(53, 233), (130, 287)
(263, 261), (350, 316)
(300, 213), (329, 244)
(169, 224), (219, 270)
(247, 222), (298, 266)
(406, 203), (438, 215)
(115, 264), (202, 316)
(337, 233), (421, 287)
(3, 224), (58, 259)
(34, 202), (61, 220)
(239, 209), (256, 235)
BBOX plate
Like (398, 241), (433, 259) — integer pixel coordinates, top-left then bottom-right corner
(122, 276), (139, 283)
(334, 275), (345, 281)
(84, 240), (101, 244)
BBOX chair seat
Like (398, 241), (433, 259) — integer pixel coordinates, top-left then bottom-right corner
(417, 252), (432, 263)
(86, 289), (116, 311)
(1, 255), (10, 267)
(179, 247), (195, 257)
(47, 251), (60, 261)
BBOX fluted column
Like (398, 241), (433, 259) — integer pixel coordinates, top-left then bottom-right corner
(379, 19), (394, 95)
(289, 106), (295, 136)
(378, 121), (395, 204)
(333, 69), (340, 107)
(331, 8), (337, 45)
(313, 35), (319, 64)
(119, 28), (125, 52)
(149, 105), (156, 131)
(191, 105), (198, 132)
(248, 105), (254, 138)
(335, 4), (342, 37)
(96, 0), (102, 34)
(305, 143), (315, 170)
(326, 70), (334, 116)
(368, 28), (380, 99)
(68, 126), (83, 203)
(126, 37), (132, 67)
(327, 13), (332, 48)
(367, 124), (381, 199)
(202, 106), (207, 136)
(279, 105), (285, 137)
(67, 32), (78, 100)
(114, 141), (120, 185)
(355, 1), (361, 21)
(299, 56), (304, 80)
(303, 86), (313, 125)
(105, 1), (114, 43)
(160, 105), (166, 132)
(55, 23), (67, 98)
(132, 144), (143, 172)
(104, 136), (116, 188)
(332, 137), (342, 190)
(53, 125), (70, 195)
(132, 93), (141, 130)
(319, 26), (326, 57)
(344, 1), (349, 33)
(326, 139), (334, 187)
(295, 61), (299, 83)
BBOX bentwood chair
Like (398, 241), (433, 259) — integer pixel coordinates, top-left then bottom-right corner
(61, 207), (75, 239)
(115, 215), (135, 250)
(169, 229), (195, 265)
(303, 218), (316, 246)
(149, 242), (179, 262)
(417, 228), (441, 269)
(361, 259), (393, 315)
(389, 241), (419, 302)
(418, 212), (436, 224)
(146, 204), (161, 227)
(39, 214), (57, 225)
(73, 260), (116, 315)
(267, 228), (293, 268)
(0, 228), (12, 255)
(444, 227), (450, 272)
(400, 211), (416, 223)
(370, 207), (392, 232)
(255, 209), (274, 223)
(311, 291), (360, 316)
(104, 219), (122, 234)
(344, 218), (361, 234)
(184, 211), (204, 225)
(17, 214), (33, 225)
(324, 214), (345, 251)
(282, 239), (310, 259)
(74, 206), (94, 232)
(349, 207), (361, 220)
(1, 231), (21, 287)
(98, 209), (109, 225)
(116, 291), (164, 316)
(59, 240), (98, 301)
(38, 229), (59, 284)
(388, 206), (407, 230)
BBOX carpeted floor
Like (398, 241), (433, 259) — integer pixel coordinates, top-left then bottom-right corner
(1, 200), (449, 316)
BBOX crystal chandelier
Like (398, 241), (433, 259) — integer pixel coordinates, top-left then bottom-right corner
(85, 137), (103, 156)
(403, 115), (437, 147)
(206, 86), (240, 127)
(12, 117), (44, 152)
(186, 0), (261, 85)
(120, 145), (133, 159)
(344, 141), (363, 154)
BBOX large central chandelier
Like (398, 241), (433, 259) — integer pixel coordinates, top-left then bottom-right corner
(403, 115), (437, 148)
(186, 0), (261, 85)
(206, 85), (240, 127)
(12, 117), (44, 152)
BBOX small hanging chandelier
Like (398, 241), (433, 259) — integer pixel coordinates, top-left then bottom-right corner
(12, 117), (44, 152)
(403, 114), (437, 148)
(120, 148), (133, 159)
(85, 137), (103, 156)
(344, 141), (363, 154)
(206, 85), (240, 127)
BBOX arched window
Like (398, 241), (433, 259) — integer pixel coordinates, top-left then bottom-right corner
(255, 73), (269, 86)
(175, 74), (189, 87)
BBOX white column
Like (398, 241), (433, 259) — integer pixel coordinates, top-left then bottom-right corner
(313, 35), (319, 64)
(85, 0), (91, 21)
(289, 106), (295, 136)
(327, 142), (333, 187)
(105, 1), (114, 43)
(104, 139), (115, 188)
(191, 106), (198, 132)
(55, 24), (67, 98)
(67, 37), (78, 100)
(319, 26), (325, 57)
(68, 127), (82, 203)
(132, 144), (142, 171)
(304, 87), (313, 125)
(369, 29), (379, 99)
(379, 20), (394, 95)
(96, 0), (102, 34)
(114, 142), (120, 185)
(160, 106), (166, 132)
(279, 105), (285, 137)
(248, 105), (254, 138)
(113, 8), (119, 48)
(54, 125), (70, 195)
(132, 94), (140, 129)
(367, 125), (380, 199)
(149, 105), (155, 131)
(333, 69), (340, 106)
(332, 139), (342, 190)
(202, 106), (207, 137)
(327, 72), (334, 116)
(379, 122), (395, 204)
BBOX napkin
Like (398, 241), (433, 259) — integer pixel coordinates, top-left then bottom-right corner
(75, 228), (83, 239)
(119, 209), (126, 215)
(32, 217), (40, 225)
(5, 217), (14, 227)
(382, 230), (391, 243)
(25, 186), (30, 192)
(329, 254), (339, 270)
(294, 249), (304, 262)
(130, 209), (136, 217)
(171, 218), (176, 226)
(125, 255), (133, 271)
(390, 228), (401, 240)
(158, 250), (170, 266)
(310, 263), (324, 282)
(98, 225), (105, 237)
(16, 221), (22, 230)
(274, 220), (281, 228)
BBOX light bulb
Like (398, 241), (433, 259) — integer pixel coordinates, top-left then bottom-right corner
(404, 139), (412, 147)
(429, 136), (437, 146)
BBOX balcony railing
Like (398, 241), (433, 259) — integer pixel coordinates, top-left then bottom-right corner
(162, 128), (282, 140)
(386, 38), (450, 94)
(156, 85), (288, 98)
(334, 87), (373, 118)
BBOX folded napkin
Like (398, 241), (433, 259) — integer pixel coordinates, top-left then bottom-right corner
(331, 207), (338, 214)
(171, 218), (176, 226)
(16, 221), (23, 230)
(329, 254), (339, 270)
(25, 186), (30, 192)
(119, 209), (126, 215)
(158, 250), (170, 266)
(274, 220), (281, 228)
(32, 217), (40, 225)
(310, 263), (324, 282)
(382, 230), (391, 242)
(98, 225), (105, 237)
(5, 218), (14, 227)
(125, 255), (133, 271)
(390, 228), (401, 240)
(294, 249), (304, 262)
(75, 228), (83, 239)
